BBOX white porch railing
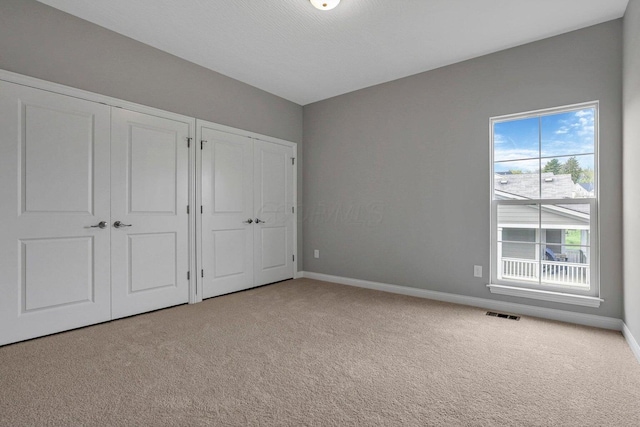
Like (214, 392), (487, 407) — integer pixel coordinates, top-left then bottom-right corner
(501, 257), (590, 288)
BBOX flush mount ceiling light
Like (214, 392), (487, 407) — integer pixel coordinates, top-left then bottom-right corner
(310, 0), (340, 11)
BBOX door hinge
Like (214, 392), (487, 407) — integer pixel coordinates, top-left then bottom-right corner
(201, 206), (203, 214)
(201, 269), (204, 278)
(187, 271), (190, 280)
(291, 157), (295, 165)
(292, 255), (295, 262)
(201, 140), (206, 150)
(187, 137), (192, 148)
(292, 206), (295, 214)
(187, 205), (190, 214)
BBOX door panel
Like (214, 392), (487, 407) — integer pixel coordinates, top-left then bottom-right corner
(23, 104), (95, 214)
(128, 232), (177, 292)
(129, 126), (178, 214)
(254, 140), (294, 286)
(0, 82), (111, 346)
(260, 227), (288, 269)
(200, 128), (254, 298)
(213, 229), (246, 276)
(21, 237), (95, 311)
(111, 109), (190, 319)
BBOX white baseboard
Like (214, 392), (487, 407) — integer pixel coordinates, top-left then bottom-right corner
(300, 271), (623, 331)
(622, 323), (640, 364)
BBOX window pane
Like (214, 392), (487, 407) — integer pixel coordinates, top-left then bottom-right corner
(540, 204), (590, 290)
(563, 245), (590, 264)
(498, 204), (541, 284)
(494, 159), (540, 199)
(540, 204), (590, 233)
(500, 241), (537, 260)
(501, 228), (536, 243)
(541, 108), (595, 158)
(499, 242), (540, 282)
(563, 228), (590, 246)
(493, 117), (539, 162)
(497, 203), (540, 230)
(540, 155), (595, 199)
(541, 245), (590, 289)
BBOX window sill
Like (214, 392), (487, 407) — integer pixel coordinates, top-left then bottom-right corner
(487, 284), (602, 308)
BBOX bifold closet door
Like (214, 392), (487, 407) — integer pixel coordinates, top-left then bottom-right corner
(110, 109), (190, 319)
(0, 82), (111, 345)
(253, 140), (295, 286)
(200, 128), (254, 298)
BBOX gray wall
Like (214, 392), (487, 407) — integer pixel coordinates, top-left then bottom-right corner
(303, 21), (623, 318)
(0, 0), (304, 270)
(624, 0), (640, 336)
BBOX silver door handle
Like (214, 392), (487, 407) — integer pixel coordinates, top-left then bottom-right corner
(255, 218), (266, 224)
(113, 221), (132, 228)
(89, 221), (108, 229)
(243, 218), (253, 224)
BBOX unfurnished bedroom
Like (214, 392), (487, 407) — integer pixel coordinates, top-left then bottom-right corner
(1, 0), (639, 425)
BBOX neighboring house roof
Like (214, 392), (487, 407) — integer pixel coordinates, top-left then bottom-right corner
(573, 184), (594, 198)
(495, 172), (592, 218)
(495, 172), (577, 199)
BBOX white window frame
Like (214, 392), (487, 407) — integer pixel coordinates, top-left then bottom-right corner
(488, 102), (602, 307)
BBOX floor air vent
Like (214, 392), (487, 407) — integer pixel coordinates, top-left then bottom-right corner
(486, 311), (520, 321)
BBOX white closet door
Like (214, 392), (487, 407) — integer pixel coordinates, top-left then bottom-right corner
(0, 82), (111, 345)
(200, 127), (254, 298)
(110, 109), (190, 319)
(253, 140), (295, 286)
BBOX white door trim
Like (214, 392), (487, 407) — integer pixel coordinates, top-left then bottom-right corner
(0, 69), (194, 124)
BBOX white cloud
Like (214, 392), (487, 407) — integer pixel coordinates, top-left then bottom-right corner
(575, 109), (593, 118)
(543, 110), (595, 153)
(494, 133), (507, 144)
(494, 157), (539, 173)
(494, 148), (539, 161)
(495, 108), (595, 165)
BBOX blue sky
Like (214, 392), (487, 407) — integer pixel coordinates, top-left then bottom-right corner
(494, 108), (595, 173)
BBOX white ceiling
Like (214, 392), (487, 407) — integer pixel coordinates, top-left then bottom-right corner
(37, 0), (629, 105)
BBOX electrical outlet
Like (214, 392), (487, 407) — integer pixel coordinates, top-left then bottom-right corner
(314, 249), (320, 259)
(474, 265), (482, 278)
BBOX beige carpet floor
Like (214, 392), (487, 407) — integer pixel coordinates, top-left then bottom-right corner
(1, 278), (639, 426)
